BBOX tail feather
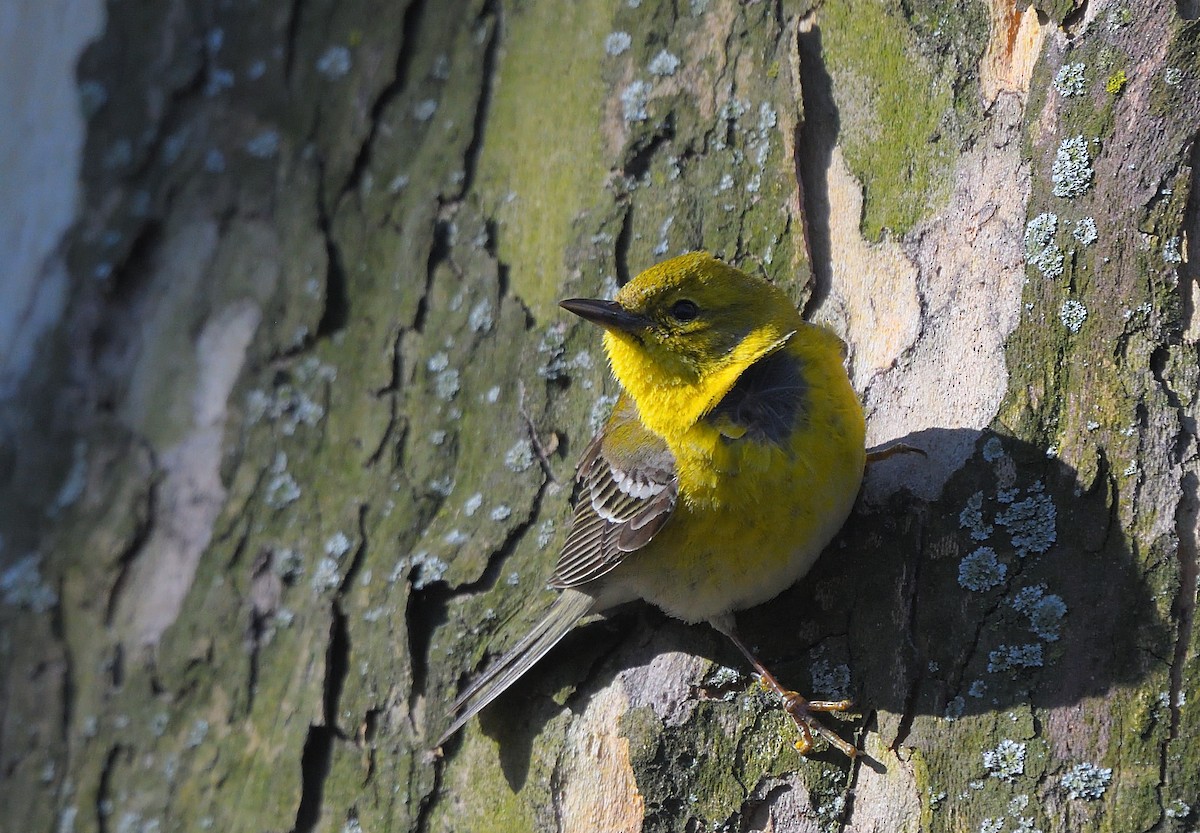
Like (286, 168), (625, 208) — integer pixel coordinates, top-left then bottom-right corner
(438, 588), (596, 746)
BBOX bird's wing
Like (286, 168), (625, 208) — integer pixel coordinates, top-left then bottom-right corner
(549, 394), (677, 589)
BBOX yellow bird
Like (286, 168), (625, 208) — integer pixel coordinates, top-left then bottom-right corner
(440, 251), (867, 756)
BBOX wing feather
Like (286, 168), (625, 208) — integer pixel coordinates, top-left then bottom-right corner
(549, 395), (677, 589)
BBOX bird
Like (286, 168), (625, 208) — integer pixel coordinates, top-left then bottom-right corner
(438, 251), (867, 756)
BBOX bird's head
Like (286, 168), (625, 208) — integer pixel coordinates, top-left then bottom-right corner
(561, 252), (803, 438)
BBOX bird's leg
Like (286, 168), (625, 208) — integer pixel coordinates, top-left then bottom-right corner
(717, 623), (857, 759)
(865, 441), (926, 466)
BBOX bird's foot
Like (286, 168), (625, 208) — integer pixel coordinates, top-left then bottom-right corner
(779, 690), (857, 758)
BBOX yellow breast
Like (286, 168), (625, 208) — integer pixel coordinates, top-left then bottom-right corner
(609, 336), (865, 623)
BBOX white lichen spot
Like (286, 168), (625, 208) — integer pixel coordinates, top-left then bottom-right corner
(443, 529), (468, 546)
(504, 439), (535, 472)
(959, 491), (994, 541)
(621, 80), (651, 122)
(265, 470), (301, 508)
(245, 130), (281, 159)
(958, 547), (1007, 592)
(980, 818), (1004, 833)
(1165, 799), (1191, 819)
(945, 696), (965, 720)
(605, 31), (632, 56)
(1051, 135), (1094, 199)
(983, 739), (1027, 780)
(410, 552), (448, 589)
(413, 99), (439, 122)
(324, 532), (352, 559)
(716, 173), (735, 193)
(1059, 298), (1087, 333)
(150, 712), (170, 737)
(490, 504), (512, 522)
(653, 215), (674, 256)
(987, 643), (1044, 672)
(1073, 217), (1098, 245)
(468, 299), (494, 332)
(648, 50), (680, 76)
(428, 475), (455, 497)
(362, 606), (387, 623)
(1012, 585), (1067, 641)
(50, 440), (88, 515)
(271, 547), (302, 588)
(431, 53), (451, 80)
(464, 493), (483, 517)
(1164, 67), (1184, 86)
(1024, 213), (1064, 278)
(969, 679), (987, 698)
(389, 173), (410, 193)
(809, 650), (850, 699)
(996, 483), (1056, 557)
(430, 429), (447, 446)
(590, 393), (619, 434)
(186, 719), (210, 748)
(1054, 63), (1088, 96)
(1060, 762), (1112, 800)
(536, 519), (556, 549)
(311, 557), (340, 591)
(757, 101), (778, 132)
(427, 352), (460, 400)
(484, 386), (501, 404)
(1163, 236), (1183, 264)
(982, 436), (1006, 463)
(536, 325), (568, 380)
(0, 554), (57, 614)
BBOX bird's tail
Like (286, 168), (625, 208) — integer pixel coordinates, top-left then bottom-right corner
(437, 588), (596, 746)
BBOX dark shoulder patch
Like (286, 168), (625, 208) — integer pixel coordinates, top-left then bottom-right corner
(708, 350), (807, 445)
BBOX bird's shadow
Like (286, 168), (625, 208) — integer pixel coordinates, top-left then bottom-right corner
(740, 426), (1163, 741)
(471, 426), (1164, 790)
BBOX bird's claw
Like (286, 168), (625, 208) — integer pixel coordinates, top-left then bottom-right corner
(780, 690), (857, 759)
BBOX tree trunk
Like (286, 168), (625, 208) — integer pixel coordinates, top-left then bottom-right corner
(2, 0), (1198, 831)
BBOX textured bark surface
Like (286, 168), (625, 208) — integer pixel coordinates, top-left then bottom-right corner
(1, 1), (1199, 831)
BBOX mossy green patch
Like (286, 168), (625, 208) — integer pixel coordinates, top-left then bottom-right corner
(819, 0), (984, 239)
(473, 0), (613, 321)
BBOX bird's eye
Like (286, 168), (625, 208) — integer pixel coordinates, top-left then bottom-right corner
(669, 299), (700, 321)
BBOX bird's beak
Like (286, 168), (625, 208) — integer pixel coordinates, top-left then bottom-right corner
(559, 298), (648, 334)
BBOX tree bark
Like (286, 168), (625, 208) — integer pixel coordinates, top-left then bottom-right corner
(2, 1), (1198, 831)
